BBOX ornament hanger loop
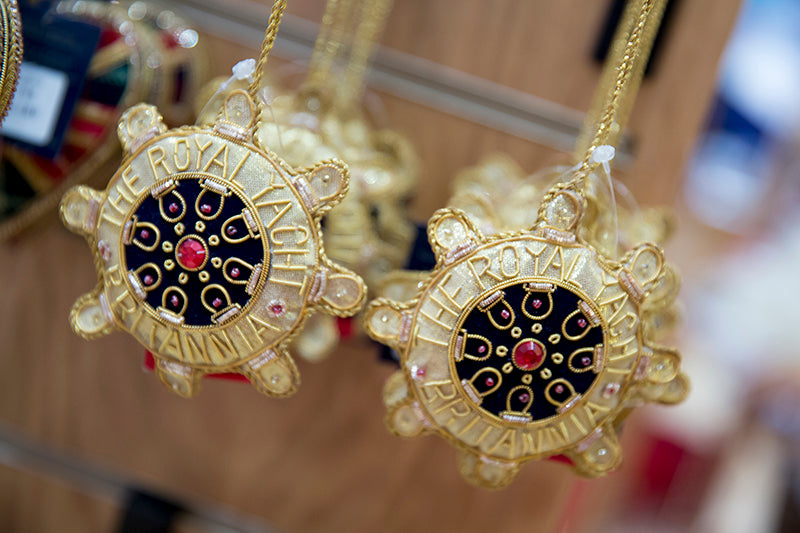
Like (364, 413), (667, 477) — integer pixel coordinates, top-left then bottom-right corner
(570, 0), (662, 189)
(248, 0), (288, 122)
(338, 0), (393, 107)
(306, 0), (354, 89)
(304, 0), (394, 110)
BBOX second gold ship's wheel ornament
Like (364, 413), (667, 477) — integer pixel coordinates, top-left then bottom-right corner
(60, 1), (366, 397)
(365, 0), (688, 487)
(365, 190), (687, 486)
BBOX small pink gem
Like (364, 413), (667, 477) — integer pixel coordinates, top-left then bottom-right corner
(519, 392), (530, 403)
(485, 376), (495, 387)
(500, 309), (510, 319)
(139, 229), (150, 239)
(477, 345), (486, 354)
(97, 241), (111, 261)
(577, 318), (588, 328)
(143, 275), (154, 285)
(200, 204), (212, 214)
(531, 299), (542, 309)
(170, 295), (180, 307)
(554, 384), (565, 394)
(226, 226), (237, 236)
(268, 301), (285, 316)
(212, 297), (223, 308)
(581, 356), (592, 366)
(415, 367), (426, 378)
(603, 383), (620, 398)
(230, 267), (240, 278)
(168, 203), (179, 213)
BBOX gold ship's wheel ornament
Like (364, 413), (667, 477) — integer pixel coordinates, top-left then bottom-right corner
(61, 89), (366, 397)
(365, 0), (689, 485)
(364, 188), (688, 487)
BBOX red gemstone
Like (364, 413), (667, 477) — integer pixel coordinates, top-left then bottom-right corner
(200, 204), (212, 214)
(143, 275), (154, 285)
(140, 229), (150, 239)
(212, 297), (223, 308)
(581, 356), (592, 366)
(500, 309), (510, 319)
(513, 340), (545, 370)
(176, 238), (207, 269)
(226, 226), (237, 236)
(415, 366), (426, 378)
(477, 345), (486, 354)
(519, 392), (530, 403)
(577, 318), (588, 328)
(484, 376), (495, 387)
(230, 267), (240, 278)
(269, 303), (284, 316)
(170, 295), (180, 307)
(554, 384), (565, 394)
(531, 299), (542, 309)
(168, 203), (179, 213)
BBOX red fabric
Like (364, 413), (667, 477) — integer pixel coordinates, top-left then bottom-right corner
(161, 33), (179, 49)
(70, 116), (107, 137)
(98, 28), (120, 48)
(549, 454), (574, 466)
(625, 432), (717, 520)
(337, 317), (354, 338)
(641, 437), (685, 500)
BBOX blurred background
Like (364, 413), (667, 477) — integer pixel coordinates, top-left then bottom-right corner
(1, 0), (799, 531)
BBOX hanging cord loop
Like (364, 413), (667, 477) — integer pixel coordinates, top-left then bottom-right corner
(568, 0), (664, 190)
(248, 0), (288, 124)
(336, 0), (394, 109)
(305, 0), (356, 90)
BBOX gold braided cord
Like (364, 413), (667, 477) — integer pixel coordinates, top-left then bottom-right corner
(570, 0), (666, 187)
(574, 0), (667, 159)
(337, 0), (394, 108)
(305, 0), (359, 90)
(575, 0), (636, 158)
(306, 0), (343, 86)
(249, 0), (288, 101)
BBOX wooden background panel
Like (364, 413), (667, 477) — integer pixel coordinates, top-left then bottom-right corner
(0, 465), (118, 533)
(377, 92), (570, 218)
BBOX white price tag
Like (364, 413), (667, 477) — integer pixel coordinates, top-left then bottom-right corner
(2, 62), (69, 147)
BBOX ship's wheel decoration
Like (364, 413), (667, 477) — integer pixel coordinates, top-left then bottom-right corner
(61, 89), (366, 397)
(364, 189), (688, 487)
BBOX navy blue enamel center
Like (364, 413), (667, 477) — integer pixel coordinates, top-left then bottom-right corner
(454, 281), (604, 423)
(123, 177), (266, 327)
